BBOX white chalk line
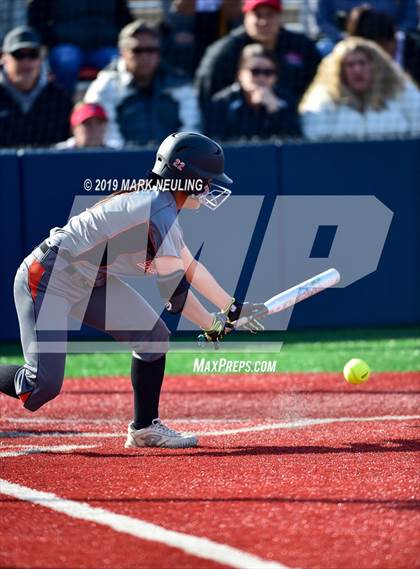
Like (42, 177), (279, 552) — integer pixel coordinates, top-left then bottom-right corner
(0, 444), (97, 458)
(0, 431), (122, 439)
(0, 479), (291, 569)
(195, 414), (420, 436)
(0, 415), (418, 440)
(0, 417), (246, 425)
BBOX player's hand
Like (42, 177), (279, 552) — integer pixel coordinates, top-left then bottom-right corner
(201, 312), (232, 344)
(224, 299), (265, 333)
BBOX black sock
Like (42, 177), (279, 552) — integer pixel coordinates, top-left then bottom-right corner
(0, 365), (21, 399)
(131, 355), (166, 430)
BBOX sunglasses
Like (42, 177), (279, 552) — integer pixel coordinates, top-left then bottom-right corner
(11, 49), (41, 60)
(249, 67), (276, 77)
(131, 47), (160, 55)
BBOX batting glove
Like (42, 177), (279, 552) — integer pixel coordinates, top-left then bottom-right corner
(201, 312), (232, 344)
(223, 298), (265, 333)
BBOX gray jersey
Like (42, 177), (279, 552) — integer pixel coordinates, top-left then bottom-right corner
(47, 190), (184, 280)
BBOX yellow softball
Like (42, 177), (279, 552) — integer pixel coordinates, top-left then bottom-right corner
(343, 358), (371, 385)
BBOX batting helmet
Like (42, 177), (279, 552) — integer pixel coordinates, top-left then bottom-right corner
(152, 132), (232, 210)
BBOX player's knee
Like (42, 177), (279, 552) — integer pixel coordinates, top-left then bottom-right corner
(151, 319), (170, 355)
(21, 378), (64, 412)
(133, 319), (170, 362)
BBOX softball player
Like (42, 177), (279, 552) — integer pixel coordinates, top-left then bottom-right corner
(0, 132), (263, 448)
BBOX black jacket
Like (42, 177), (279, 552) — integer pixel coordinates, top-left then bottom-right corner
(404, 29), (420, 86)
(116, 66), (193, 147)
(28, 0), (132, 50)
(205, 82), (301, 141)
(0, 82), (71, 147)
(195, 25), (321, 107)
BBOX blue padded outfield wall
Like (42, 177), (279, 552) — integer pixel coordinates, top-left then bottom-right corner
(0, 139), (419, 341)
(0, 153), (23, 340)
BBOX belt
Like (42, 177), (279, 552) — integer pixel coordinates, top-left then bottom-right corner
(37, 239), (76, 275)
(39, 240), (50, 255)
(38, 239), (72, 262)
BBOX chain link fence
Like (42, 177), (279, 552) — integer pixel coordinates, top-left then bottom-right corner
(0, 0), (419, 148)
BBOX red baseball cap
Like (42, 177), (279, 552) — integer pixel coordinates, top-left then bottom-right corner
(70, 103), (107, 127)
(242, 0), (282, 13)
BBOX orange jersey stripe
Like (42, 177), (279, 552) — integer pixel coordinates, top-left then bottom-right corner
(28, 260), (45, 302)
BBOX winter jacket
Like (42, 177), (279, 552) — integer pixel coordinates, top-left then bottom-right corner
(195, 25), (321, 107)
(404, 29), (420, 86)
(205, 82), (301, 141)
(300, 81), (420, 140)
(84, 58), (201, 148)
(28, 0), (132, 50)
(0, 67), (71, 147)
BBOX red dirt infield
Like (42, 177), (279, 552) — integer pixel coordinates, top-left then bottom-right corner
(1, 371), (419, 569)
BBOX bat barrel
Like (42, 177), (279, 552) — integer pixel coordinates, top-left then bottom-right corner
(233, 268), (340, 329)
(265, 268), (341, 315)
(197, 268), (341, 336)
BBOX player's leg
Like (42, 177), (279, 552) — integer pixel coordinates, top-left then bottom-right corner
(70, 275), (197, 447)
(130, 353), (166, 429)
(71, 275), (168, 425)
(0, 252), (69, 411)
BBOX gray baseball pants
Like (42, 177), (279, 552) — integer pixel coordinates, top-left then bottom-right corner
(13, 243), (169, 412)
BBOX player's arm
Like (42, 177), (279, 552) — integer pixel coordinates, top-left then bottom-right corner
(180, 246), (265, 333)
(180, 246), (232, 311)
(153, 255), (228, 341)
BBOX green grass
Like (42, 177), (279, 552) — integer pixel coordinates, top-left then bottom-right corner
(1, 327), (419, 376)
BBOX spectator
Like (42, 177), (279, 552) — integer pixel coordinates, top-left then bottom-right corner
(0, 0), (27, 45)
(347, 6), (397, 56)
(205, 43), (300, 140)
(161, 0), (243, 76)
(316, 0), (418, 55)
(28, 0), (132, 92)
(404, 29), (420, 87)
(160, 0), (197, 76)
(299, 37), (420, 140)
(346, 6), (420, 85)
(194, 0), (243, 65)
(195, 0), (321, 109)
(84, 20), (201, 148)
(56, 103), (110, 149)
(0, 26), (71, 148)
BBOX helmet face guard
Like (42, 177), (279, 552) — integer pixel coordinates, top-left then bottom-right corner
(197, 182), (232, 210)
